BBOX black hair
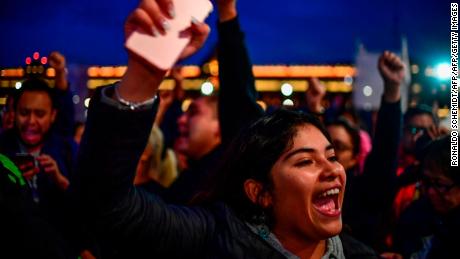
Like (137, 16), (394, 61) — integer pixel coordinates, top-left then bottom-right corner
(196, 108), (332, 225)
(403, 104), (437, 126)
(13, 78), (56, 110)
(421, 136), (457, 185)
(325, 117), (361, 157)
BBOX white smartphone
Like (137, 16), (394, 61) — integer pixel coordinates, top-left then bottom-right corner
(125, 0), (213, 70)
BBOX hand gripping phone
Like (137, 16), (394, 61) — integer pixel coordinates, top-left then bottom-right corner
(126, 0), (213, 70)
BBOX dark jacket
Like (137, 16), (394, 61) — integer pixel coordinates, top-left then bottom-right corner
(394, 197), (460, 258)
(342, 97), (402, 250)
(0, 154), (73, 259)
(76, 87), (380, 259)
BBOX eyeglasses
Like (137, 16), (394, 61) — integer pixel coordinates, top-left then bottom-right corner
(405, 125), (426, 135)
(421, 176), (457, 194)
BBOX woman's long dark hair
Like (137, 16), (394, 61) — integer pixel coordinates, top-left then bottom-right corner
(195, 108), (332, 224)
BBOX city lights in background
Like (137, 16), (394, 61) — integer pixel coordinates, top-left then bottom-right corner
(200, 81), (214, 95)
(281, 83), (293, 96)
(256, 100), (267, 111)
(72, 95), (80, 104)
(181, 99), (192, 112)
(282, 99), (294, 106)
(434, 63), (450, 80)
(15, 82), (22, 89)
(84, 98), (91, 108)
(362, 85), (373, 97)
(344, 75), (353, 85)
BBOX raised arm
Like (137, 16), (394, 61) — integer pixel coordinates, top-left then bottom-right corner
(48, 52), (76, 138)
(75, 0), (213, 256)
(351, 51), (404, 249)
(217, 0), (263, 144)
(363, 51), (404, 182)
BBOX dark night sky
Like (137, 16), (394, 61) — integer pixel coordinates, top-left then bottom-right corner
(0, 0), (452, 67)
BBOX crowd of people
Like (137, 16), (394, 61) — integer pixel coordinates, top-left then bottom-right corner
(0, 0), (456, 258)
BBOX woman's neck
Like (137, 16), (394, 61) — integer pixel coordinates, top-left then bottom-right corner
(275, 232), (326, 259)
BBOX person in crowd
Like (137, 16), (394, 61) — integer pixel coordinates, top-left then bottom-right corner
(393, 136), (458, 258)
(135, 124), (178, 193)
(0, 52), (96, 257)
(0, 78), (73, 195)
(163, 0), (264, 204)
(326, 118), (361, 173)
(76, 1), (382, 258)
(1, 94), (15, 133)
(392, 105), (449, 227)
(164, 94), (222, 203)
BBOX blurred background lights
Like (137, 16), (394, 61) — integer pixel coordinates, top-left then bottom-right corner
(281, 83), (293, 96)
(84, 98), (91, 108)
(181, 99), (192, 112)
(72, 95), (80, 104)
(282, 99), (294, 106)
(15, 82), (22, 89)
(344, 75), (353, 85)
(435, 63), (450, 80)
(363, 85), (373, 97)
(200, 81), (214, 95)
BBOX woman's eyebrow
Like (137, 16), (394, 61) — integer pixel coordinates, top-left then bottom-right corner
(284, 144), (334, 161)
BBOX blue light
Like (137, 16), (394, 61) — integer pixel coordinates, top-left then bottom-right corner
(435, 63), (450, 80)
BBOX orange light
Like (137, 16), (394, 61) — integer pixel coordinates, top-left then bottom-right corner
(113, 66), (127, 77)
(181, 66), (201, 77)
(100, 67), (113, 77)
(87, 67), (100, 77)
(46, 68), (56, 77)
(252, 65), (356, 78)
(41, 57), (48, 65)
(25, 57), (31, 65)
(33, 52), (40, 60)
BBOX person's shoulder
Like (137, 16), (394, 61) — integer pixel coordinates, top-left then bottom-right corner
(340, 232), (381, 259)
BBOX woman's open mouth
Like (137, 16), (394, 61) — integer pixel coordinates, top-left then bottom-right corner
(312, 187), (341, 217)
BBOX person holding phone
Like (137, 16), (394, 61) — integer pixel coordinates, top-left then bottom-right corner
(0, 76), (81, 256)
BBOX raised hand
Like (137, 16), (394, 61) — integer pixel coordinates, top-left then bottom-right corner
(306, 77), (326, 114)
(119, 0), (210, 103)
(124, 0), (209, 65)
(48, 51), (68, 90)
(378, 51), (405, 102)
(48, 51), (66, 72)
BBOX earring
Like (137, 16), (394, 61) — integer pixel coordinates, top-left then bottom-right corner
(253, 212), (270, 240)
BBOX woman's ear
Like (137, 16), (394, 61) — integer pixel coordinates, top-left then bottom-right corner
(244, 179), (272, 208)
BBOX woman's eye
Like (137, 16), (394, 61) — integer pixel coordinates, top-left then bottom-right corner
(328, 156), (338, 162)
(295, 160), (313, 167)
